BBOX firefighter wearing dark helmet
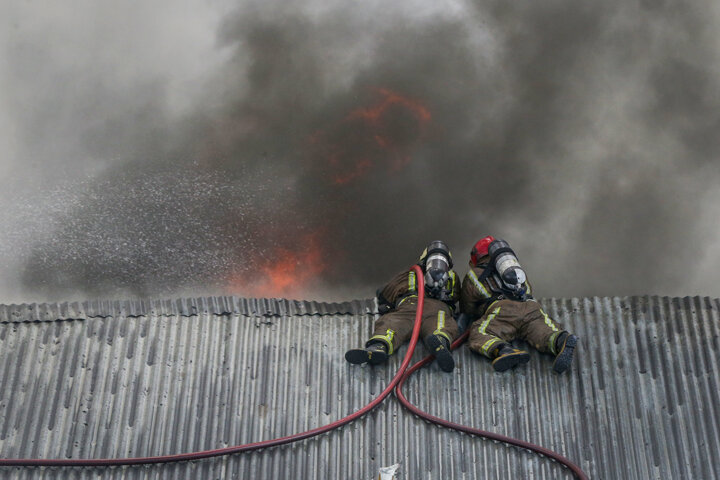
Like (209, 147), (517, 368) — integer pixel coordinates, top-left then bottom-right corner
(345, 241), (460, 372)
(460, 236), (578, 373)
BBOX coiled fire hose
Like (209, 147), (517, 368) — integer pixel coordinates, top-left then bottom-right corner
(0, 264), (588, 479)
(395, 329), (589, 480)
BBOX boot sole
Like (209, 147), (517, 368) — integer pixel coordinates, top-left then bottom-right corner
(345, 348), (388, 366)
(425, 336), (455, 373)
(492, 351), (530, 372)
(553, 335), (578, 373)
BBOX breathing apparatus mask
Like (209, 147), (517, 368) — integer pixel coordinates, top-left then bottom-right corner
(419, 241), (453, 301)
(487, 239), (528, 299)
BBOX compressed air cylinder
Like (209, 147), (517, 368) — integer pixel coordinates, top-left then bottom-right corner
(488, 239), (526, 288)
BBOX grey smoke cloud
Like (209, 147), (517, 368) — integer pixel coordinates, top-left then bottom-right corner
(1, 0), (718, 302)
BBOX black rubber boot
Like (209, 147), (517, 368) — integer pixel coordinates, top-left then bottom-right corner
(491, 344), (530, 372)
(424, 334), (455, 373)
(552, 332), (578, 374)
(345, 342), (389, 366)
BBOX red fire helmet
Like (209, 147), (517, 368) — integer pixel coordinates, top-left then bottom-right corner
(470, 235), (495, 265)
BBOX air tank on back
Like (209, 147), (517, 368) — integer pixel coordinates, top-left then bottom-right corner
(488, 239), (526, 292)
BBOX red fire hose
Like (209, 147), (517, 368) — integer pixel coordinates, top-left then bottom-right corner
(395, 330), (589, 480)
(0, 264), (589, 479)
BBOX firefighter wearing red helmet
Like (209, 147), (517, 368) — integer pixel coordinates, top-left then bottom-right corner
(460, 236), (578, 373)
(345, 240), (460, 372)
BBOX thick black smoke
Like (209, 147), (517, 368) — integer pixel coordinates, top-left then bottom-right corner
(1, 1), (719, 302)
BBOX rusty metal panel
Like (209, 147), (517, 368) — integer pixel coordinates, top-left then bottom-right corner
(0, 295), (718, 479)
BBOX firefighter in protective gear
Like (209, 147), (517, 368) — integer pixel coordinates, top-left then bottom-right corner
(345, 241), (461, 373)
(461, 236), (578, 373)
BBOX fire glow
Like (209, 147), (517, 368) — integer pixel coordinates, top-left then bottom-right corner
(229, 89), (432, 297)
(347, 88), (431, 125)
(311, 88), (432, 185)
(228, 234), (328, 299)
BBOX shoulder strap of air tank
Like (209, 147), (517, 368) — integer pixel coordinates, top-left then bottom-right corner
(477, 262), (494, 282)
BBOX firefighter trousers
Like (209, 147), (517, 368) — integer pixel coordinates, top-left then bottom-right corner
(467, 299), (565, 358)
(367, 297), (458, 355)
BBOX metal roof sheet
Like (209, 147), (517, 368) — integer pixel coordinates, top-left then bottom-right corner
(0, 297), (374, 322)
(0, 295), (718, 479)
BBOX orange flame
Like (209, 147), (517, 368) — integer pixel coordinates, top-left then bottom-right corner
(310, 88), (432, 185)
(227, 233), (328, 299)
(332, 157), (373, 185)
(347, 88), (431, 124)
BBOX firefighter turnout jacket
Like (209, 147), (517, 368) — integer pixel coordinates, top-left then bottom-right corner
(461, 258), (566, 358)
(368, 267), (460, 354)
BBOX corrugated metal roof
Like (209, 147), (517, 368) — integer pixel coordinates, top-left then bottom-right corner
(0, 297), (374, 322)
(0, 295), (718, 479)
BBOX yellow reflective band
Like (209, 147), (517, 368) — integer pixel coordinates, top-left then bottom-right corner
(369, 329), (396, 355)
(485, 299), (500, 312)
(408, 271), (416, 292)
(468, 270), (492, 299)
(481, 338), (502, 355)
(433, 310), (450, 341)
(479, 306), (501, 335)
(397, 295), (417, 307)
(541, 309), (559, 333)
(436, 310), (446, 331)
(434, 331), (452, 344)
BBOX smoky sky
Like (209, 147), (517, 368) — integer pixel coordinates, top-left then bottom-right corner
(1, 0), (719, 303)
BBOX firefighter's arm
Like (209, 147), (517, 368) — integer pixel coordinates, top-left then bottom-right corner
(457, 275), (480, 334)
(458, 273), (471, 309)
(376, 287), (392, 314)
(463, 269), (494, 315)
(376, 269), (412, 313)
(450, 270), (461, 303)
